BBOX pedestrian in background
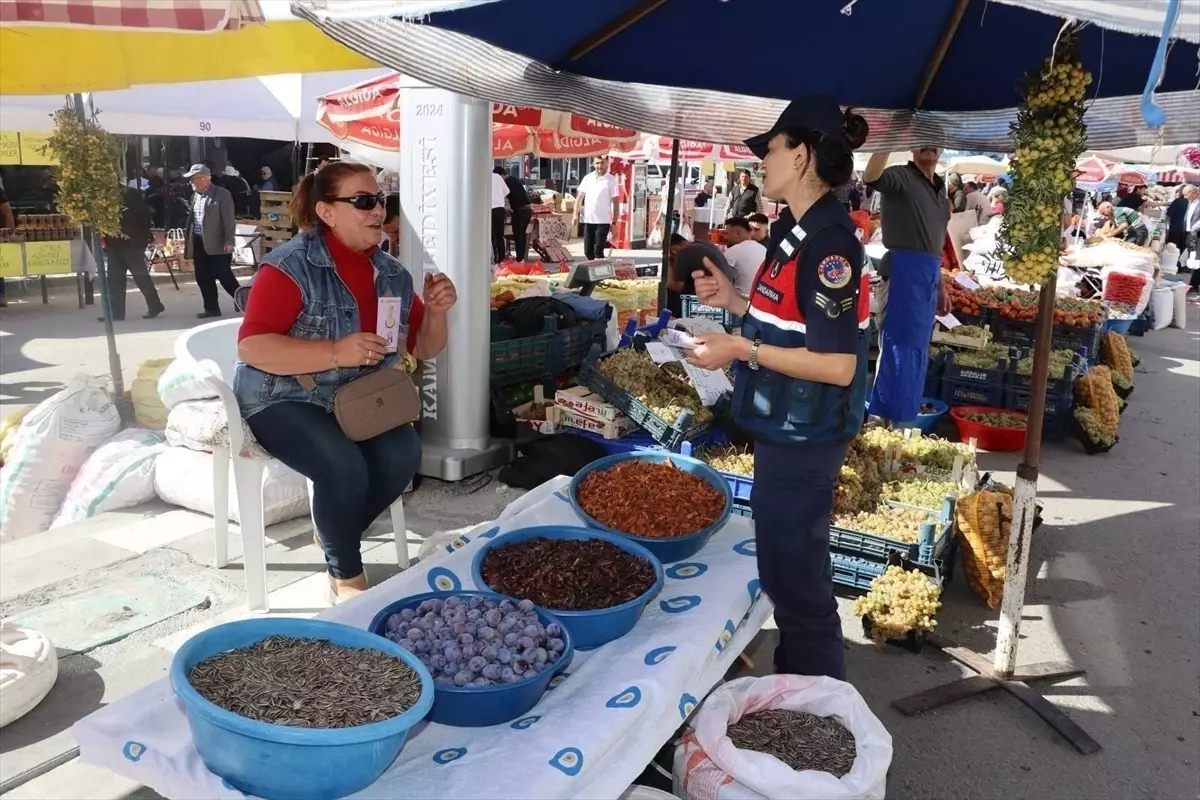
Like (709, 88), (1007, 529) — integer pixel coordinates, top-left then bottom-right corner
(102, 185), (165, 321)
(573, 156), (619, 260)
(184, 164), (240, 318)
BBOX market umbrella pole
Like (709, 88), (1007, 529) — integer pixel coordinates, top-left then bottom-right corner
(75, 94), (127, 413)
(657, 138), (681, 311)
(891, 273), (1099, 755)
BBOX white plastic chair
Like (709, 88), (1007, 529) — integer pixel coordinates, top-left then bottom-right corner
(174, 319), (410, 612)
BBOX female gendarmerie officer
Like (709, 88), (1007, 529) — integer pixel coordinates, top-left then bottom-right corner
(684, 95), (870, 680)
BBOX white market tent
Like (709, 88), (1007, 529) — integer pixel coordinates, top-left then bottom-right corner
(944, 155), (1011, 176)
(0, 68), (390, 142)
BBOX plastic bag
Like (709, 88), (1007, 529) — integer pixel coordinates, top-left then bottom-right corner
(1149, 287), (1174, 330)
(51, 428), (166, 526)
(165, 399), (268, 458)
(153, 446), (308, 525)
(0, 376), (121, 541)
(673, 675), (892, 800)
(0, 622), (58, 729)
(1170, 283), (1188, 330)
(132, 357), (173, 430)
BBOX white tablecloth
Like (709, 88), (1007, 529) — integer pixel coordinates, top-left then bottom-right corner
(74, 477), (772, 800)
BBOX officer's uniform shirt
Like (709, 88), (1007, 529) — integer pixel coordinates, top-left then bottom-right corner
(750, 193), (868, 356)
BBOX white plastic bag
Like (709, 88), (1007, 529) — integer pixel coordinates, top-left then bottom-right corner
(132, 357), (173, 430)
(1170, 282), (1189, 329)
(0, 376), (121, 541)
(673, 675), (892, 800)
(165, 399), (267, 458)
(51, 428), (166, 527)
(1149, 287), (1174, 331)
(156, 358), (219, 411)
(0, 622), (58, 729)
(153, 446), (309, 525)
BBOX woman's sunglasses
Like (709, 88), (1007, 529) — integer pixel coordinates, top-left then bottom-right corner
(333, 192), (387, 211)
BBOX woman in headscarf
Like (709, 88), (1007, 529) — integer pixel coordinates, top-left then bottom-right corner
(947, 172), (967, 213)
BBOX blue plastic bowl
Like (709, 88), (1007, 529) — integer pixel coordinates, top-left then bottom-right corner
(367, 590), (574, 727)
(170, 618), (434, 800)
(914, 397), (949, 433)
(471, 525), (665, 650)
(1104, 316), (1135, 334)
(567, 451), (732, 563)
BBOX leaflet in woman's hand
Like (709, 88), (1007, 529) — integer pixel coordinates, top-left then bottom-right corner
(377, 297), (403, 353)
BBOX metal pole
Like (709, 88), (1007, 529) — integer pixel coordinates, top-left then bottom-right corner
(993, 270), (1057, 676)
(74, 94), (126, 409)
(657, 138), (681, 311)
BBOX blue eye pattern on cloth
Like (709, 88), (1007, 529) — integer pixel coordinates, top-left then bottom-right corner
(426, 566), (461, 592)
(479, 525), (501, 539)
(511, 715), (541, 730)
(605, 686), (642, 709)
(665, 562), (708, 580)
(746, 578), (762, 603)
(732, 538), (757, 556)
(122, 741), (147, 762)
(714, 619), (736, 654)
(644, 645), (677, 665)
(444, 534), (471, 553)
(548, 671), (571, 689)
(433, 747), (468, 765)
(660, 595), (702, 614)
(679, 693), (698, 719)
(549, 747), (584, 776)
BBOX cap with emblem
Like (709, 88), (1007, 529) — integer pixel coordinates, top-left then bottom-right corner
(744, 94), (858, 159)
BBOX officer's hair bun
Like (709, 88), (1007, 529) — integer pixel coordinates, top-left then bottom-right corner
(842, 108), (869, 150)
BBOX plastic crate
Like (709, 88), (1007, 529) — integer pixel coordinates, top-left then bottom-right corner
(618, 309), (673, 347)
(577, 345), (717, 449)
(829, 502), (952, 565)
(490, 315), (556, 386)
(940, 376), (1005, 408)
(551, 318), (608, 372)
(990, 316), (1104, 359)
(562, 426), (726, 457)
(731, 501), (753, 518)
(831, 549), (946, 591)
(942, 350), (1011, 387)
(681, 295), (739, 329)
(1004, 352), (1084, 397)
(1003, 386), (1074, 440)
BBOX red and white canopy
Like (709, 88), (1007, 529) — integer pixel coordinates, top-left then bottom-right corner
(628, 137), (758, 162)
(1074, 156), (1113, 183)
(1154, 166), (1200, 184)
(316, 71), (640, 155)
(0, 0), (264, 31)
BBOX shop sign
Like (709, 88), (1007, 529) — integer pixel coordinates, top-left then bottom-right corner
(24, 241), (72, 275)
(0, 243), (23, 277)
(19, 132), (58, 166)
(0, 132), (19, 165)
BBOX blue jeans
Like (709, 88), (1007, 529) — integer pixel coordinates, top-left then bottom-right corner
(751, 439), (849, 680)
(246, 401), (421, 579)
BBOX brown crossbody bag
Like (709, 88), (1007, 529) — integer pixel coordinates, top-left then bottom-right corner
(296, 365), (421, 442)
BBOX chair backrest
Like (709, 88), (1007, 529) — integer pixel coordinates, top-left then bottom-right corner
(175, 318), (242, 385)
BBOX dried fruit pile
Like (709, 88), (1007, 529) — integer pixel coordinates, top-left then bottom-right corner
(481, 537), (656, 610)
(852, 566), (943, 642)
(383, 596), (565, 688)
(997, 24), (1089, 285)
(597, 348), (711, 425)
(577, 459), (726, 537)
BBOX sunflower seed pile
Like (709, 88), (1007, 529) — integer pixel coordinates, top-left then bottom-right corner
(187, 635), (422, 728)
(727, 709), (857, 777)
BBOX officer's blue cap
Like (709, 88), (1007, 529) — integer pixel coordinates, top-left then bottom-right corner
(744, 94), (856, 159)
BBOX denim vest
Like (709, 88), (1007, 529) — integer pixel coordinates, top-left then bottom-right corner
(732, 209), (871, 447)
(233, 230), (415, 419)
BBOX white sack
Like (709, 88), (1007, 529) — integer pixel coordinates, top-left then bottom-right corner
(152, 446), (308, 525)
(51, 428), (166, 527)
(165, 399), (267, 458)
(156, 358), (219, 411)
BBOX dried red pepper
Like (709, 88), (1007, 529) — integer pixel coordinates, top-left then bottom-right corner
(577, 460), (725, 538)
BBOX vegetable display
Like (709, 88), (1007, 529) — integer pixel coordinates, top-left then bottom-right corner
(1015, 348), (1077, 379)
(577, 459), (725, 537)
(832, 506), (936, 545)
(949, 344), (1010, 370)
(963, 412), (1027, 429)
(997, 25), (1089, 285)
(383, 596), (566, 688)
(852, 566), (942, 643)
(880, 476), (962, 509)
(597, 349), (712, 425)
(697, 444), (754, 477)
(1102, 272), (1149, 308)
(859, 427), (973, 471)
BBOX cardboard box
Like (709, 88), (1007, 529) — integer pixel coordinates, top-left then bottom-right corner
(555, 386), (624, 423)
(547, 405), (639, 439)
(514, 386), (563, 434)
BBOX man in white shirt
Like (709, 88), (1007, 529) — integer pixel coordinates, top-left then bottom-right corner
(572, 156), (620, 259)
(491, 167), (510, 263)
(722, 216), (767, 295)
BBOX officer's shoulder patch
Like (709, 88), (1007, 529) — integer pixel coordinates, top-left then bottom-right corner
(817, 254), (852, 289)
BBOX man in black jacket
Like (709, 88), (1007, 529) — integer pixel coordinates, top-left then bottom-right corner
(496, 167), (533, 261)
(103, 185), (164, 321)
(726, 169), (760, 219)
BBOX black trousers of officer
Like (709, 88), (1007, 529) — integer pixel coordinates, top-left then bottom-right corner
(751, 438), (849, 680)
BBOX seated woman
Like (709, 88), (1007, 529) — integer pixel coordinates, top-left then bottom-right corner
(234, 162), (457, 602)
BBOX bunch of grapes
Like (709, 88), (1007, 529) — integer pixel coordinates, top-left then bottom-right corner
(598, 349), (712, 425)
(880, 476), (962, 510)
(853, 566), (943, 643)
(1015, 348), (1077, 379)
(384, 596), (565, 689)
(833, 506), (935, 544)
(964, 412), (1026, 429)
(1073, 407), (1115, 446)
(950, 344), (1012, 370)
(860, 426), (973, 472)
(1075, 366), (1120, 436)
(952, 325), (988, 339)
(1110, 370), (1133, 393)
(1100, 332), (1134, 382)
(699, 444), (754, 477)
(997, 25), (1090, 285)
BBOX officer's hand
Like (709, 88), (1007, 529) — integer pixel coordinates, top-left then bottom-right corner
(692, 257), (736, 309)
(685, 333), (749, 370)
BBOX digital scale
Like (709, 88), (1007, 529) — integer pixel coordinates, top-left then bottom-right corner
(566, 260), (616, 296)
